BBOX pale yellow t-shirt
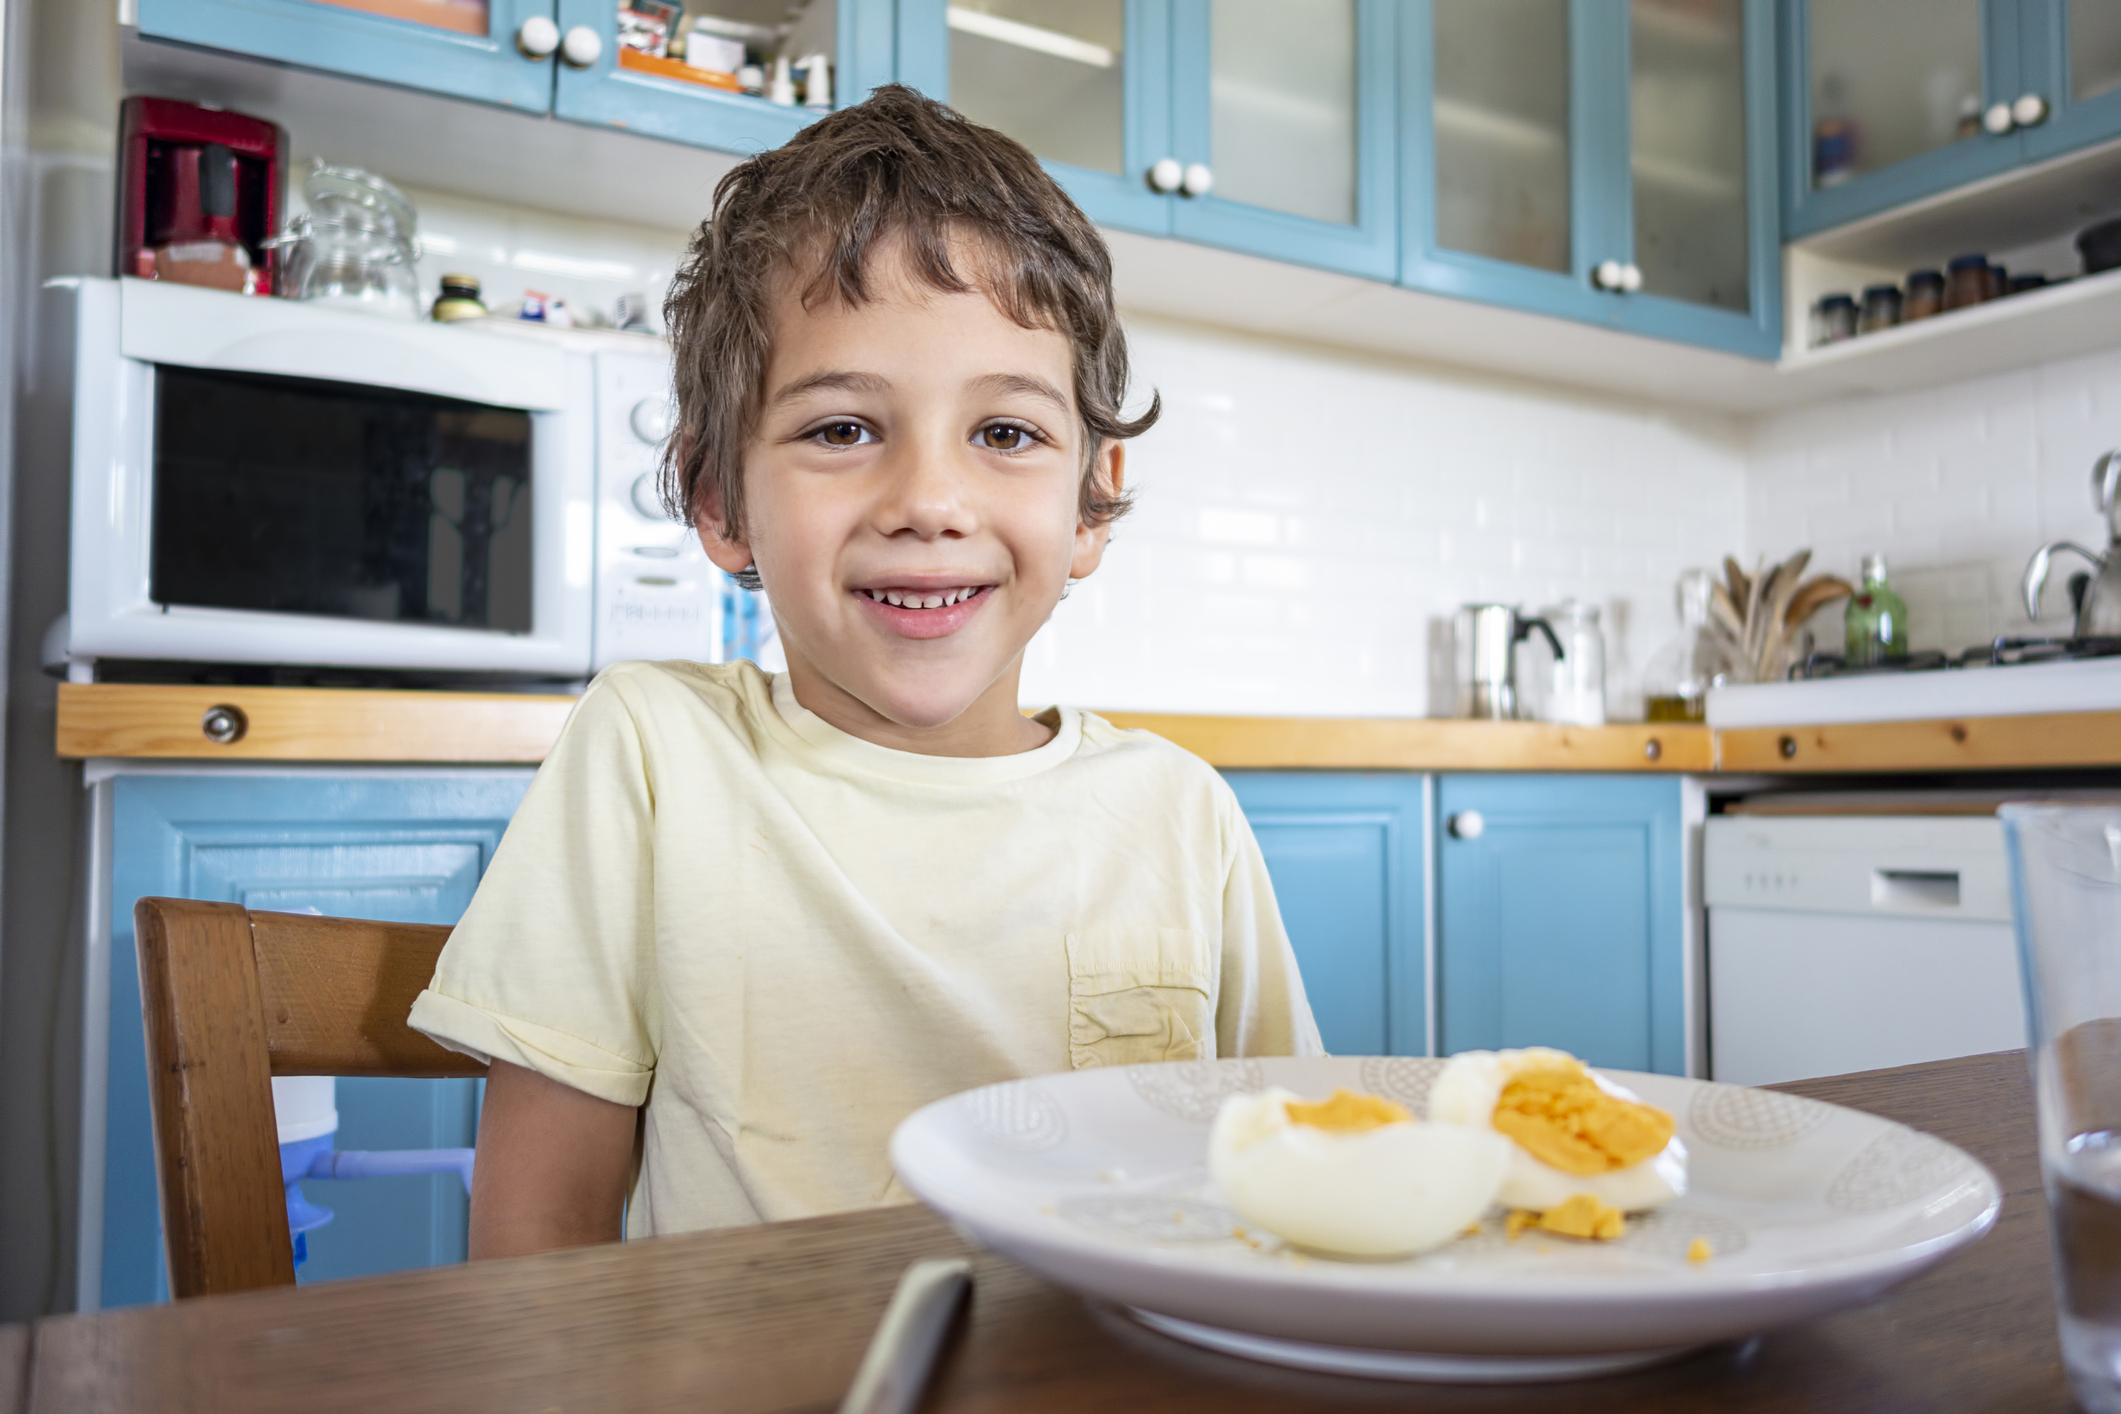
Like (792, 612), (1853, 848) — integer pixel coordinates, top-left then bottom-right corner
(408, 659), (1322, 1237)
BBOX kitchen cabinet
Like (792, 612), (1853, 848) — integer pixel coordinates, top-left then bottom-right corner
(1402, 0), (1782, 360)
(134, 0), (896, 158)
(91, 768), (531, 1308)
(551, 0), (898, 156)
(1435, 773), (1685, 1076)
(895, 0), (1400, 281)
(1222, 771), (1428, 1057)
(136, 0), (562, 112)
(1784, 0), (2121, 240)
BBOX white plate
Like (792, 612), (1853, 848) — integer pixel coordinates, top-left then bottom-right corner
(889, 1057), (2000, 1382)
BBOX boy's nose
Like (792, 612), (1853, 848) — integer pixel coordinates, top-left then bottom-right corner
(872, 437), (978, 541)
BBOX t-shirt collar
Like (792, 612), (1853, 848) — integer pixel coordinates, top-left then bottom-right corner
(768, 671), (1081, 784)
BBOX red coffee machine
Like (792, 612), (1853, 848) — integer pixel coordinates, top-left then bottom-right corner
(115, 97), (286, 295)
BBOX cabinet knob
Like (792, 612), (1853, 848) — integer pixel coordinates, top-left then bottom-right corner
(1592, 259), (1626, 292)
(1620, 262), (1643, 293)
(630, 397), (672, 445)
(1447, 809), (1485, 840)
(1146, 158), (1182, 194)
(1982, 101), (2015, 134)
(200, 704), (248, 746)
(1180, 162), (1213, 198)
(560, 24), (604, 68)
(2012, 93), (2049, 127)
(516, 15), (559, 58)
(630, 471), (670, 522)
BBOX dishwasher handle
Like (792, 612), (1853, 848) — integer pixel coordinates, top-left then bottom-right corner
(1871, 868), (1961, 910)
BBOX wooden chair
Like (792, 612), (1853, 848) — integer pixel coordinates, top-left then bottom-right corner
(133, 896), (483, 1298)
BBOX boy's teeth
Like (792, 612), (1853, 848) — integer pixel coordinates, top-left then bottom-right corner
(866, 587), (977, 608)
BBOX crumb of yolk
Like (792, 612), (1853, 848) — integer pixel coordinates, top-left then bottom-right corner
(1505, 1209), (1537, 1242)
(1491, 1062), (1674, 1175)
(1535, 1193), (1627, 1241)
(1283, 1088), (1413, 1132)
(1687, 1237), (1713, 1264)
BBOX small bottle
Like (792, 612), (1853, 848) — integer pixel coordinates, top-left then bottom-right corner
(431, 273), (487, 323)
(1844, 554), (1911, 666)
(768, 54), (796, 106)
(1903, 269), (1945, 321)
(1814, 292), (1858, 345)
(1858, 284), (1902, 334)
(1944, 254), (1991, 310)
(1642, 569), (1741, 722)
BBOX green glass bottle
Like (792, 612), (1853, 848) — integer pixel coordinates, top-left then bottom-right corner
(1845, 554), (1910, 666)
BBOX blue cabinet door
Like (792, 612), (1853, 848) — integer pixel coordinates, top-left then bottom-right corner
(2018, 0), (2121, 161)
(97, 770), (531, 1308)
(1402, 0), (1780, 358)
(1166, 0), (1400, 280)
(1780, 0), (2030, 240)
(896, 0), (1176, 236)
(1222, 772), (1428, 1058)
(550, 0), (897, 156)
(137, 0), (561, 112)
(1436, 774), (1684, 1076)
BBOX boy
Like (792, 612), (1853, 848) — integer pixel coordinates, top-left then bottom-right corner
(408, 86), (1321, 1258)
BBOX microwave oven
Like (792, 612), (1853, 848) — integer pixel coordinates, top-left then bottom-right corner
(55, 277), (724, 680)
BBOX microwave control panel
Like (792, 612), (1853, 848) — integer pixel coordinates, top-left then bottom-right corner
(591, 350), (724, 671)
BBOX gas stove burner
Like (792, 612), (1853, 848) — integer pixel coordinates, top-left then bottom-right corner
(1979, 636), (2121, 667)
(1789, 650), (1954, 680)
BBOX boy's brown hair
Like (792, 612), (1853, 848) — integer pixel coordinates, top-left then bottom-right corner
(660, 84), (1158, 539)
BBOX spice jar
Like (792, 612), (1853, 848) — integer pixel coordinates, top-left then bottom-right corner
(1945, 254), (1992, 310)
(1903, 269), (1944, 321)
(1859, 284), (1902, 334)
(431, 273), (486, 323)
(1814, 292), (1858, 345)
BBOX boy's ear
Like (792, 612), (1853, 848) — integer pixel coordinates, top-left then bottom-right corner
(1069, 441), (1125, 580)
(695, 478), (755, 575)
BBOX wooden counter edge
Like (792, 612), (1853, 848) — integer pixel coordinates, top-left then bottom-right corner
(1718, 710), (2121, 773)
(55, 683), (577, 763)
(57, 684), (1714, 771)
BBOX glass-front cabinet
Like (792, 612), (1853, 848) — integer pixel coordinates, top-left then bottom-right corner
(1784, 0), (2121, 238)
(899, 0), (1398, 279)
(1403, 0), (1779, 359)
(136, 0), (561, 109)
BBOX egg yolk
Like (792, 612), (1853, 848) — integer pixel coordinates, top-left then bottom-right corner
(1535, 1193), (1627, 1241)
(1490, 1062), (1674, 1175)
(1283, 1089), (1412, 1132)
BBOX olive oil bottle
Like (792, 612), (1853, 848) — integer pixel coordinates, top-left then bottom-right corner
(1844, 554), (1910, 666)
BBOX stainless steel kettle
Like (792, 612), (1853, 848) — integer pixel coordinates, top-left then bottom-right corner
(1461, 604), (1564, 720)
(2024, 451), (2121, 638)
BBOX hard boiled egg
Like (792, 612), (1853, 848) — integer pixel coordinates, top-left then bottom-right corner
(1428, 1048), (1687, 1212)
(1208, 1087), (1510, 1257)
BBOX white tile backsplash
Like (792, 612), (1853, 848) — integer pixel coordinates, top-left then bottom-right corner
(1746, 344), (2121, 656)
(1020, 317), (1751, 719)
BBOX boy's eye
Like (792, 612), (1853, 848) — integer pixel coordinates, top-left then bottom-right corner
(816, 421), (872, 447)
(977, 423), (1038, 452)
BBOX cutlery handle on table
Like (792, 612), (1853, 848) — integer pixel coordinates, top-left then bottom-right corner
(837, 1257), (974, 1414)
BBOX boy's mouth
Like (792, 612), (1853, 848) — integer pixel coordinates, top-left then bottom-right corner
(853, 584), (993, 640)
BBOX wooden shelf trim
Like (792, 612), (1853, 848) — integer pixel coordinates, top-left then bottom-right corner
(1718, 711), (2121, 774)
(55, 683), (577, 763)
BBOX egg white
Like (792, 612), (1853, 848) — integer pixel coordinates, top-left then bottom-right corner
(1207, 1088), (1510, 1257)
(1427, 1049), (1688, 1212)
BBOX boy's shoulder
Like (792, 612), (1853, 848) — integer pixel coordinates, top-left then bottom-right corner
(1072, 710), (1240, 809)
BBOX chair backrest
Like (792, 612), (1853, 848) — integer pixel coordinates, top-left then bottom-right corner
(133, 897), (482, 1299)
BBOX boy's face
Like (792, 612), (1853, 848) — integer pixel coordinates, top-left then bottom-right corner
(700, 243), (1120, 747)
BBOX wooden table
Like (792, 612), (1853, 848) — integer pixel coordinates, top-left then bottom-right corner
(15, 1052), (2068, 1412)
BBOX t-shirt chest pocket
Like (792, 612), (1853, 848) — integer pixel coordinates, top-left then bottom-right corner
(1064, 926), (1217, 1069)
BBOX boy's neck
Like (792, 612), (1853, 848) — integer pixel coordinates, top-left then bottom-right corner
(779, 651), (1055, 758)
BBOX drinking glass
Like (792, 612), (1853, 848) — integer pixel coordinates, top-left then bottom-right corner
(2005, 805), (2121, 1413)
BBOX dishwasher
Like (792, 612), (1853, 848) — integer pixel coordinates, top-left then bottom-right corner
(1703, 814), (2026, 1086)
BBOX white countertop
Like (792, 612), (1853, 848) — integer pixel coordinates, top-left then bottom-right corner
(1707, 656), (2121, 728)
